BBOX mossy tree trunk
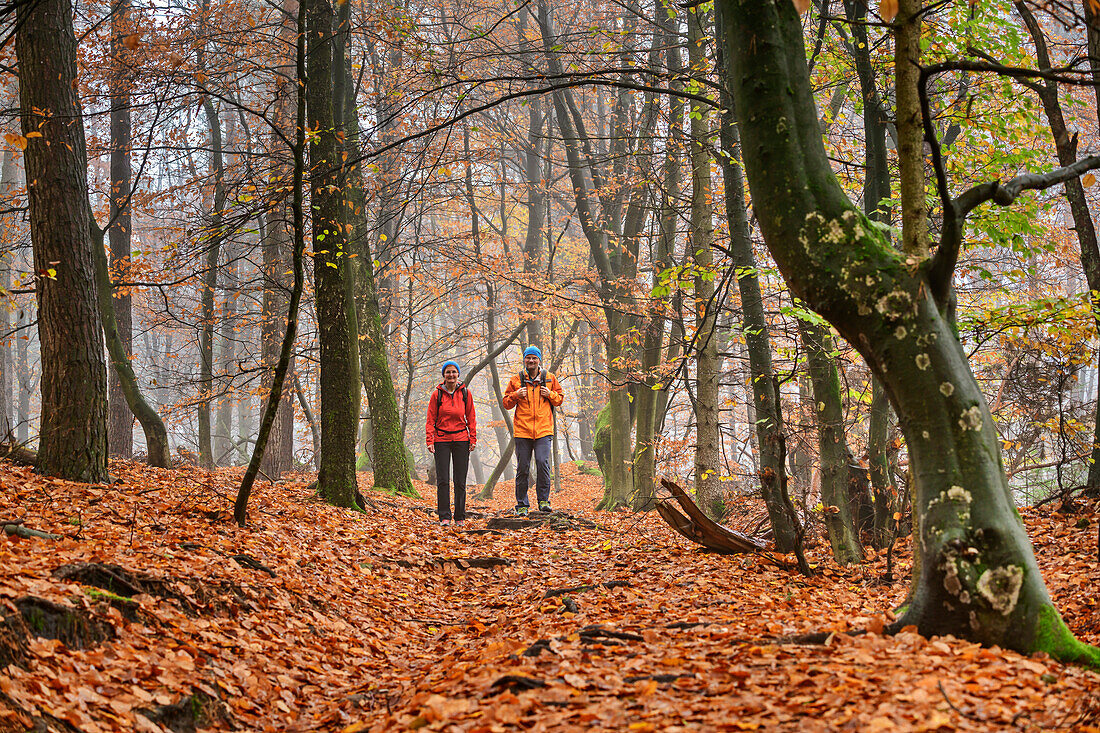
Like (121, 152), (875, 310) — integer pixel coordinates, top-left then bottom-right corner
(801, 321), (863, 564)
(717, 0), (1100, 662)
(340, 5), (413, 498)
(306, 0), (361, 508)
(18, 0), (109, 483)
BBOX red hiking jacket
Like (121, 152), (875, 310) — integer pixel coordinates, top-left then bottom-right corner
(426, 384), (477, 447)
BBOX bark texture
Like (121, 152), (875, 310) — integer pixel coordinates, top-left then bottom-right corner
(18, 0), (108, 482)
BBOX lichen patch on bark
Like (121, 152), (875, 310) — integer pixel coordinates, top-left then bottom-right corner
(977, 565), (1024, 615)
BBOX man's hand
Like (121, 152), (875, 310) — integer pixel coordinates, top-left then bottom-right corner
(470, 441), (476, 450)
(539, 385), (551, 399)
(427, 444), (435, 454)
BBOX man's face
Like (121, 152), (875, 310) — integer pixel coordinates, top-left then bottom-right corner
(524, 354), (540, 374)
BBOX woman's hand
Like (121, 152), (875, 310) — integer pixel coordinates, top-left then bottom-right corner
(427, 444), (435, 454)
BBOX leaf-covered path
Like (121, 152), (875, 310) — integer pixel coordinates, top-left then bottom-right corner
(0, 460), (1097, 731)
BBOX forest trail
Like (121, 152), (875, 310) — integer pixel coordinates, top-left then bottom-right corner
(0, 460), (1097, 732)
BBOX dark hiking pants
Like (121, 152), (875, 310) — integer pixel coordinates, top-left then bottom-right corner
(515, 435), (552, 509)
(435, 441), (469, 521)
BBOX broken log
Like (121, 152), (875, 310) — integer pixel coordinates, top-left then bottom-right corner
(655, 478), (766, 554)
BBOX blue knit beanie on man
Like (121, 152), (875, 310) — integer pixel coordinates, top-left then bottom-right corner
(523, 346), (542, 361)
(441, 360), (460, 376)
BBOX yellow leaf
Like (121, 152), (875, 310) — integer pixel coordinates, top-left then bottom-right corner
(879, 0), (898, 21)
(25, 131), (41, 139)
(1084, 173), (1096, 188)
(4, 133), (26, 151)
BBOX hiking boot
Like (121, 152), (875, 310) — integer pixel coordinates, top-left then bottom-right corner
(440, 519), (452, 527)
(514, 506), (528, 516)
(538, 501), (551, 512)
(455, 519), (466, 527)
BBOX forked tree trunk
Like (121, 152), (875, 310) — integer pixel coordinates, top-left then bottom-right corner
(17, 0), (108, 483)
(717, 0), (1099, 662)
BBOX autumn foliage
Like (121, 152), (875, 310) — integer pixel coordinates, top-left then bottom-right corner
(0, 460), (1097, 731)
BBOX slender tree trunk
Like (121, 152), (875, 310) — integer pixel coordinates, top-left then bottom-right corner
(716, 23), (799, 551)
(687, 6), (721, 518)
(18, 0), (108, 482)
(235, 0), (306, 523)
(197, 88), (224, 469)
(0, 150), (15, 438)
(632, 10), (682, 511)
(801, 322), (863, 564)
(844, 0), (896, 547)
(214, 248), (237, 465)
(106, 0), (134, 458)
(16, 304), (29, 445)
(717, 0), (1099, 661)
(90, 216), (171, 468)
(307, 0), (361, 507)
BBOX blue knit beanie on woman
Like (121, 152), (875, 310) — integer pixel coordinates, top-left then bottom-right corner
(523, 346), (542, 361)
(441, 360), (460, 376)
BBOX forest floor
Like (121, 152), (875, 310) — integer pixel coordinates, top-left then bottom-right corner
(0, 459), (1098, 732)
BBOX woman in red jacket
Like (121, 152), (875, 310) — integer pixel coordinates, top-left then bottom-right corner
(426, 360), (476, 526)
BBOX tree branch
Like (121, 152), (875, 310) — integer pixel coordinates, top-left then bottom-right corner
(929, 155), (1100, 300)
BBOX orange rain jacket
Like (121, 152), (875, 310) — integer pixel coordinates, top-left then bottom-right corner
(502, 369), (563, 440)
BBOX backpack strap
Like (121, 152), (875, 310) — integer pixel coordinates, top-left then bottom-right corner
(434, 384), (469, 434)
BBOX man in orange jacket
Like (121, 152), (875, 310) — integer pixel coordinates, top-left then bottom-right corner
(502, 346), (563, 515)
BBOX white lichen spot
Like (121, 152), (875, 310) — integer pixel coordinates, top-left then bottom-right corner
(946, 485), (972, 503)
(977, 565), (1024, 615)
(858, 303), (872, 316)
(865, 275), (875, 287)
(776, 116), (788, 135)
(915, 353), (931, 371)
(922, 430), (930, 440)
(940, 382), (955, 397)
(876, 290), (913, 320)
(958, 406), (983, 432)
(895, 326), (908, 340)
(824, 219), (845, 244)
(959, 590), (971, 605)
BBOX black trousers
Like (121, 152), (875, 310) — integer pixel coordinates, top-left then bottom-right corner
(434, 441), (469, 521)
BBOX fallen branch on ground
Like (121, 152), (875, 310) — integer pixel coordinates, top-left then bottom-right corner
(655, 479), (766, 554)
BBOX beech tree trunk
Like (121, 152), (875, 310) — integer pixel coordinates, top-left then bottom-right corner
(717, 0), (1099, 662)
(18, 0), (108, 482)
(801, 321), (863, 564)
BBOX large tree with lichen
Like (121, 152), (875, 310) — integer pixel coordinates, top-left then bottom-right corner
(715, 0), (1099, 662)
